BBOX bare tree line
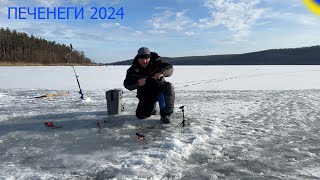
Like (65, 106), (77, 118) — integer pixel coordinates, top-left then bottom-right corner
(0, 27), (93, 65)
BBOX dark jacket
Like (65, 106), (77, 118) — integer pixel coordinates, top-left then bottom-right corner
(123, 52), (173, 99)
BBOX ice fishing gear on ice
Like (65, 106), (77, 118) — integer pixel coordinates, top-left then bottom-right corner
(96, 121), (107, 133)
(44, 121), (62, 128)
(106, 89), (123, 115)
(136, 133), (145, 139)
(96, 120), (107, 128)
(136, 133), (146, 143)
(72, 66), (85, 100)
(64, 44), (85, 100)
(180, 106), (190, 127)
(34, 91), (69, 98)
(45, 122), (53, 126)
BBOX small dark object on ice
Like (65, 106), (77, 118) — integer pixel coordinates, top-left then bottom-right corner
(136, 133), (145, 139)
(44, 122), (62, 128)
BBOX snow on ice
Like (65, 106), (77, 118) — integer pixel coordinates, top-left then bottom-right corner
(0, 65), (320, 179)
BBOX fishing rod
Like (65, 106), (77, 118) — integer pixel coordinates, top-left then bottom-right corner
(65, 44), (85, 100)
(72, 65), (84, 99)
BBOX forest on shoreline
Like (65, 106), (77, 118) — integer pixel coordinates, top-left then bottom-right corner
(0, 27), (94, 66)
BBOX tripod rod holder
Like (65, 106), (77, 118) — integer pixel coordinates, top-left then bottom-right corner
(180, 105), (188, 127)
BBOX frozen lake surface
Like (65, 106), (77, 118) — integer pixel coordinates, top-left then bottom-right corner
(0, 66), (320, 179)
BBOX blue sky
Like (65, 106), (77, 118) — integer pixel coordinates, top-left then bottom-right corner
(1, 0), (320, 63)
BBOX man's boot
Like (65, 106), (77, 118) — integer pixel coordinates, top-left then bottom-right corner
(160, 115), (171, 124)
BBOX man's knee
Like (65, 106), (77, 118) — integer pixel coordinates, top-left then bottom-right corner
(136, 104), (154, 119)
(164, 82), (174, 93)
(136, 99), (157, 119)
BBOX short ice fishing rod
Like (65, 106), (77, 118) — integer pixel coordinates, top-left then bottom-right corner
(65, 44), (85, 100)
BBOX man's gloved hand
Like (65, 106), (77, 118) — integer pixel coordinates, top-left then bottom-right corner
(138, 78), (146, 86)
(152, 72), (164, 80)
(145, 77), (163, 88)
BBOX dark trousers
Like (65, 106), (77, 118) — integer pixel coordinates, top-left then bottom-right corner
(136, 82), (175, 119)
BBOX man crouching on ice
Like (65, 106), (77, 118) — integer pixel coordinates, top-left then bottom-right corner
(123, 47), (175, 124)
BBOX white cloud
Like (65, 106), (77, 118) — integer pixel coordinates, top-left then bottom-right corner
(131, 31), (143, 36)
(149, 10), (195, 31)
(0, 8), (7, 16)
(101, 22), (132, 31)
(109, 0), (123, 5)
(154, 6), (172, 11)
(147, 29), (167, 34)
(34, 0), (62, 6)
(0, 0), (15, 15)
(200, 0), (264, 41)
(265, 11), (319, 26)
(184, 31), (195, 36)
(147, 0), (265, 41)
(101, 22), (121, 28)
